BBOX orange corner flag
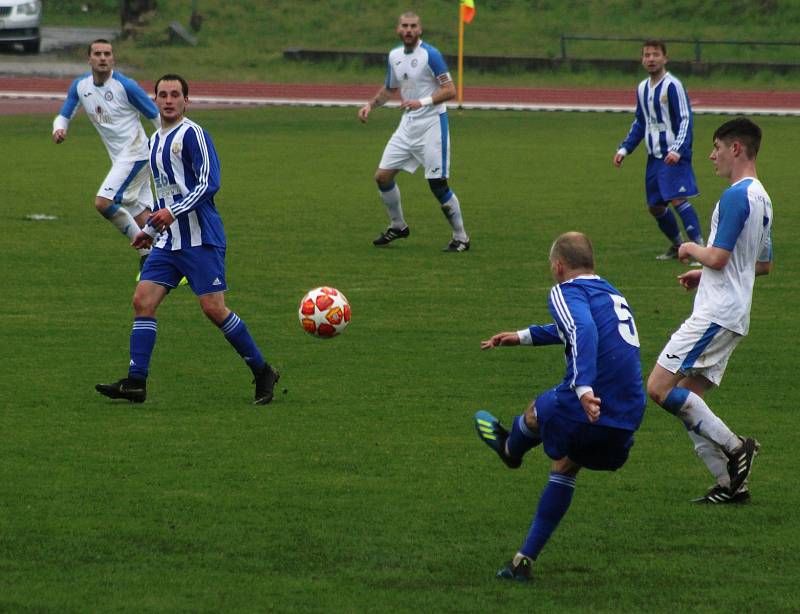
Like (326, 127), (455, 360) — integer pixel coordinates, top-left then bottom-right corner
(461, 0), (475, 24)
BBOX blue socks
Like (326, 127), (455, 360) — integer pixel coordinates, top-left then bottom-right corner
(674, 200), (704, 243)
(653, 207), (682, 245)
(507, 414), (542, 460)
(128, 317), (157, 380)
(219, 312), (266, 374)
(520, 472), (576, 560)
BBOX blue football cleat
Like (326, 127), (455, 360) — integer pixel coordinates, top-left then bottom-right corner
(474, 410), (521, 469)
(496, 555), (533, 582)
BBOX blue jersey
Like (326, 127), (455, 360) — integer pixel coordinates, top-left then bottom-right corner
(523, 275), (646, 431)
(619, 72), (693, 161)
(148, 118), (225, 250)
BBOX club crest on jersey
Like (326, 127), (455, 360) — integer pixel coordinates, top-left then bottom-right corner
(171, 142), (182, 155)
(661, 94), (668, 104)
(411, 58), (418, 67)
(104, 91), (114, 101)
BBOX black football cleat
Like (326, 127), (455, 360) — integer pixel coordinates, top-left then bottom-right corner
(690, 483), (751, 505)
(253, 365), (280, 405)
(95, 378), (147, 403)
(372, 225), (410, 246)
(726, 437), (760, 494)
(443, 238), (470, 252)
(496, 555), (533, 582)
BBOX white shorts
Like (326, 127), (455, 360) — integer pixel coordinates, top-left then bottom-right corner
(97, 159), (153, 216)
(656, 315), (743, 386)
(378, 112), (450, 179)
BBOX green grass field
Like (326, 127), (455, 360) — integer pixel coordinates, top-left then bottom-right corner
(2, 107), (799, 611)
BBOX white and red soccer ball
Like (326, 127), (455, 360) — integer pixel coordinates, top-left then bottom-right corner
(298, 286), (351, 338)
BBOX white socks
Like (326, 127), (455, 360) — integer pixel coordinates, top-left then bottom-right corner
(676, 391), (740, 454)
(378, 184), (406, 229)
(440, 193), (468, 242)
(687, 431), (731, 487)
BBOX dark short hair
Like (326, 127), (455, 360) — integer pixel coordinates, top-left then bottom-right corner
(87, 38), (112, 55)
(154, 74), (189, 97)
(713, 117), (762, 159)
(550, 232), (595, 271)
(642, 40), (667, 55)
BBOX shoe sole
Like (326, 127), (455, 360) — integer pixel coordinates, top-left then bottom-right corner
(95, 384), (146, 403)
(254, 370), (280, 405)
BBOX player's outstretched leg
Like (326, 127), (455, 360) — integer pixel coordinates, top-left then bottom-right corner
(474, 410), (521, 469)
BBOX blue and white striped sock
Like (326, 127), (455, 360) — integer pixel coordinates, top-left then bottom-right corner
(219, 312), (266, 374)
(520, 472), (576, 560)
(128, 317), (157, 380)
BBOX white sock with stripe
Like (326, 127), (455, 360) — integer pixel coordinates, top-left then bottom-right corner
(687, 431), (731, 487)
(378, 182), (406, 229)
(440, 193), (468, 242)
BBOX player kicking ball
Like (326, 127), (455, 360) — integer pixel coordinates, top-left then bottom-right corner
(474, 232), (646, 582)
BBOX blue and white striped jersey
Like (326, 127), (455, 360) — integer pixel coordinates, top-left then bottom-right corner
(694, 177), (773, 335)
(148, 118), (225, 251)
(618, 72), (693, 160)
(385, 40), (451, 120)
(53, 70), (159, 162)
(521, 276), (646, 431)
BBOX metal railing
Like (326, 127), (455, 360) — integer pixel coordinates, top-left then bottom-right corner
(560, 34), (800, 62)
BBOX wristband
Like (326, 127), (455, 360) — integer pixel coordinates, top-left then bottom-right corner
(143, 224), (160, 239)
(419, 96), (434, 106)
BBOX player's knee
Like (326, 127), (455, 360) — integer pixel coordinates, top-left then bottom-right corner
(200, 302), (227, 325)
(427, 178), (452, 204)
(648, 204), (667, 217)
(523, 403), (538, 431)
(646, 375), (668, 406)
(132, 291), (157, 317)
(374, 169), (394, 187)
(95, 197), (113, 214)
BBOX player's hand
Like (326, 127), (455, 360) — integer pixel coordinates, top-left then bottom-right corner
(480, 332), (520, 350)
(131, 231), (153, 250)
(677, 241), (696, 263)
(399, 99), (422, 111)
(613, 153), (625, 167)
(52, 129), (67, 144)
(149, 208), (175, 232)
(358, 104), (371, 123)
(665, 151), (681, 165)
(677, 269), (702, 291)
(579, 392), (601, 423)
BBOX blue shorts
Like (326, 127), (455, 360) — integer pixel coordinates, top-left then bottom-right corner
(140, 245), (227, 296)
(535, 388), (634, 471)
(645, 156), (698, 205)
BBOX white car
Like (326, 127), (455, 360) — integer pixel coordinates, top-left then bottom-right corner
(0, 0), (41, 53)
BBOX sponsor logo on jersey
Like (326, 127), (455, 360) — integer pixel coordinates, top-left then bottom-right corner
(171, 142), (182, 155)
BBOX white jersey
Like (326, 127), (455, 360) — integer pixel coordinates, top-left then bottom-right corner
(693, 177), (773, 335)
(53, 70), (159, 163)
(385, 40), (451, 121)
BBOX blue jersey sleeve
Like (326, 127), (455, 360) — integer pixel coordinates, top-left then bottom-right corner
(620, 93), (645, 153)
(527, 324), (561, 345)
(666, 82), (692, 157)
(424, 45), (449, 77)
(58, 77), (82, 120)
(713, 187), (750, 251)
(170, 125), (220, 217)
(117, 72), (158, 119)
(548, 284), (598, 389)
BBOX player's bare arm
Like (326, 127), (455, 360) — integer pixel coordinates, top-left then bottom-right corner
(358, 86), (395, 123)
(678, 243), (731, 269)
(131, 231), (153, 250)
(755, 261), (771, 276)
(480, 331), (521, 350)
(677, 269), (702, 291)
(399, 78), (456, 111)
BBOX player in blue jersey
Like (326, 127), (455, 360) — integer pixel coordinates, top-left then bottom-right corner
(358, 11), (470, 252)
(614, 40), (705, 260)
(52, 39), (160, 275)
(474, 232), (646, 582)
(95, 75), (279, 405)
(647, 118), (772, 504)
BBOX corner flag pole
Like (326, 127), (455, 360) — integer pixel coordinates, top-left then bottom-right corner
(457, 4), (465, 108)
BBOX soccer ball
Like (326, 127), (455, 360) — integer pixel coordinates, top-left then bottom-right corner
(298, 286), (351, 338)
